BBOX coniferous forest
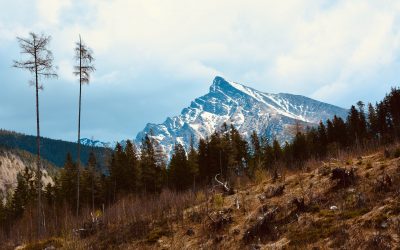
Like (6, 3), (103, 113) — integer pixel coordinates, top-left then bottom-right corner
(1, 86), (400, 246)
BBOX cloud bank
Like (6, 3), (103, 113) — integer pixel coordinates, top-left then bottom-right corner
(1, 0), (400, 141)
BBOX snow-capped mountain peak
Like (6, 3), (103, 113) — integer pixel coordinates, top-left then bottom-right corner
(80, 138), (111, 148)
(135, 76), (348, 158)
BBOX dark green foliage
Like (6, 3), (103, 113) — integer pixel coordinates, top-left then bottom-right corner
(3, 86), (400, 239)
(0, 129), (111, 169)
(59, 153), (78, 207)
(11, 167), (35, 218)
(140, 135), (163, 193)
(197, 125), (248, 183)
(168, 143), (190, 191)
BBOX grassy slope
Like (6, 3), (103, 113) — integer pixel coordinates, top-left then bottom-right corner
(20, 145), (400, 249)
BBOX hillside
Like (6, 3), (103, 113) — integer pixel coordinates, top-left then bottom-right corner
(0, 147), (55, 196)
(0, 130), (111, 169)
(136, 76), (348, 158)
(20, 145), (400, 249)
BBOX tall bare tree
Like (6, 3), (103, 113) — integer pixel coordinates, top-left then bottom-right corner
(13, 32), (57, 236)
(74, 35), (95, 216)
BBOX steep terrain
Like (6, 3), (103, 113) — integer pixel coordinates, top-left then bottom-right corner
(0, 130), (111, 168)
(135, 76), (348, 157)
(25, 145), (400, 249)
(0, 147), (55, 197)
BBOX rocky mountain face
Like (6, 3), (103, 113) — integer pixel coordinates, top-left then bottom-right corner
(0, 148), (54, 198)
(135, 76), (348, 158)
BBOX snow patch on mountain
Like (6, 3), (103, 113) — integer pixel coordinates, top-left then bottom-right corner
(135, 76), (348, 158)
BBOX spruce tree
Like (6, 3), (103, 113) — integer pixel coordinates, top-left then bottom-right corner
(140, 134), (161, 193)
(317, 121), (328, 157)
(187, 136), (199, 190)
(124, 140), (139, 192)
(169, 143), (190, 191)
(60, 153), (77, 208)
(367, 103), (378, 138)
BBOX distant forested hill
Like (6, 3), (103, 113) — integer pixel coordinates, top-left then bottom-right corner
(0, 129), (111, 169)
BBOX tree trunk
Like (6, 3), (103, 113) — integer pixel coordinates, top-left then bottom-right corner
(34, 40), (42, 237)
(77, 36), (82, 217)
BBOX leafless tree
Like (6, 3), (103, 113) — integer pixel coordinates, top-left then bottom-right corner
(13, 32), (57, 236)
(74, 35), (95, 216)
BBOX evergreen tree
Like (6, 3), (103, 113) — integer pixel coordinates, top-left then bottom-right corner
(11, 168), (35, 219)
(367, 103), (378, 138)
(87, 152), (98, 210)
(317, 121), (327, 157)
(272, 139), (282, 162)
(109, 143), (127, 197)
(357, 101), (368, 141)
(140, 134), (162, 193)
(125, 140), (140, 192)
(169, 143), (190, 191)
(187, 136), (199, 190)
(347, 105), (360, 144)
(249, 131), (262, 175)
(60, 153), (77, 208)
(332, 115), (347, 146)
(197, 138), (209, 182)
(387, 88), (400, 138)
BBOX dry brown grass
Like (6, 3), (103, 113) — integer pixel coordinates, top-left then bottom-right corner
(5, 142), (400, 249)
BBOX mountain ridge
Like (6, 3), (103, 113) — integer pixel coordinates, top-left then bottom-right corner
(134, 76), (348, 158)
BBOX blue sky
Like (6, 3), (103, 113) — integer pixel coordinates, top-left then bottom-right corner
(1, 0), (400, 142)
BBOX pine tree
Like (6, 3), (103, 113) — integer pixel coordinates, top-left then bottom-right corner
(230, 125), (248, 175)
(333, 115), (347, 146)
(13, 32), (57, 235)
(60, 153), (77, 208)
(197, 138), (209, 182)
(317, 121), (327, 157)
(140, 134), (162, 193)
(347, 105), (360, 144)
(387, 88), (400, 138)
(272, 139), (282, 162)
(125, 140), (140, 192)
(169, 143), (190, 191)
(357, 101), (368, 141)
(109, 143), (127, 198)
(11, 168), (34, 219)
(87, 152), (97, 210)
(187, 136), (199, 190)
(367, 103), (378, 138)
(249, 131), (262, 175)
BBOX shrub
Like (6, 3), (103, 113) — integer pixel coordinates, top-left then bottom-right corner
(213, 194), (224, 209)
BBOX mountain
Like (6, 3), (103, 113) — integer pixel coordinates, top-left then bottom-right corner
(135, 76), (348, 157)
(0, 130), (111, 168)
(0, 147), (56, 196)
(80, 138), (112, 148)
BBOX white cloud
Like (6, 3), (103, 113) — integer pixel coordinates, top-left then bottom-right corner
(3, 0), (400, 141)
(37, 0), (71, 25)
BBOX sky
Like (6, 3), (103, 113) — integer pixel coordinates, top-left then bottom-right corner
(1, 0), (400, 143)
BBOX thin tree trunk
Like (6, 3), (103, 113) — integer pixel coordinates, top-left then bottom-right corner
(34, 41), (42, 238)
(77, 36), (82, 217)
(92, 168), (94, 211)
